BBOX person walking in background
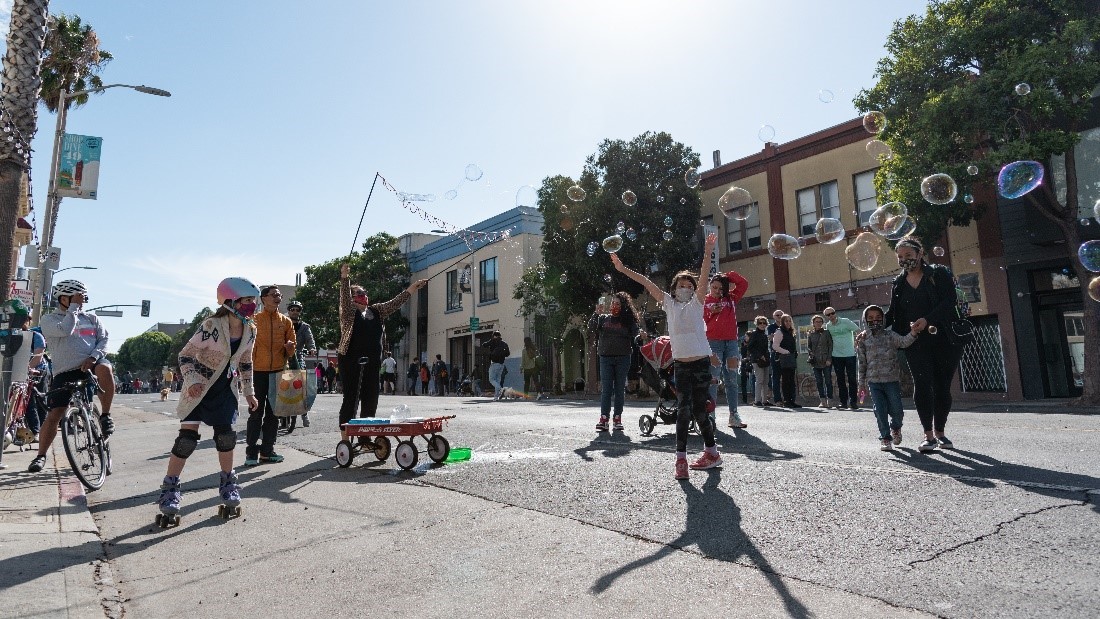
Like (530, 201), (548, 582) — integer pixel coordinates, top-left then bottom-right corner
(703, 269), (749, 429)
(766, 309), (784, 405)
(287, 300), (317, 427)
(335, 263), (426, 445)
(485, 331), (511, 400)
(771, 313), (800, 408)
(806, 314), (834, 409)
(325, 361), (337, 394)
(315, 363), (325, 394)
(431, 354), (448, 396)
(419, 362), (430, 395)
(246, 285), (296, 466)
(381, 351), (398, 395)
(824, 306), (860, 410)
(521, 337), (542, 397)
(746, 316), (773, 407)
(406, 361), (418, 395)
(857, 304), (920, 451)
(588, 292), (643, 431)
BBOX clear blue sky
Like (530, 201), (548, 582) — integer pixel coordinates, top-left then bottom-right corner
(1, 0), (929, 351)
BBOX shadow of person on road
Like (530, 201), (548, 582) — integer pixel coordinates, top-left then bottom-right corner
(573, 430), (636, 462)
(716, 427), (804, 463)
(590, 471), (812, 617)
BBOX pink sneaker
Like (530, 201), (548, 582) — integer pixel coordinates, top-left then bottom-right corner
(674, 459), (689, 480)
(689, 451), (723, 470)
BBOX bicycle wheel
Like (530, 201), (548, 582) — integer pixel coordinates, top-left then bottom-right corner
(799, 375), (818, 400)
(61, 406), (106, 490)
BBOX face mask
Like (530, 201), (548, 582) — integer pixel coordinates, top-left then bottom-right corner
(610, 306), (621, 316)
(867, 319), (884, 332)
(353, 294), (369, 305)
(236, 302), (257, 318)
(675, 288), (694, 303)
(898, 258), (919, 271)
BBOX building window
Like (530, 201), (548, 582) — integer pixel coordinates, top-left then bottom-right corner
(726, 205), (761, 254)
(797, 181), (840, 236)
(479, 257), (498, 303)
(814, 291), (831, 313)
(854, 170), (878, 227)
(446, 269), (462, 311)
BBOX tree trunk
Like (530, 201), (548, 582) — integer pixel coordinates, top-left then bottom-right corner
(0, 161), (21, 302)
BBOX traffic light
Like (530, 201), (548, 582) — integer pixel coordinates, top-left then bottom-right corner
(141, 300), (151, 317)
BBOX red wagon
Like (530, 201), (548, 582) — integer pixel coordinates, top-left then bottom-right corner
(336, 415), (456, 470)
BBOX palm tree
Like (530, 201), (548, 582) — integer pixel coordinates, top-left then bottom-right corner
(0, 0), (49, 302)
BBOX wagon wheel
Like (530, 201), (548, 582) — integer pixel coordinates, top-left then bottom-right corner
(373, 436), (391, 461)
(394, 440), (418, 470)
(335, 440), (354, 468)
(427, 434), (450, 463)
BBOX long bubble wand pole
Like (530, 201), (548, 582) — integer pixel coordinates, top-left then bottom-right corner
(349, 173), (381, 256)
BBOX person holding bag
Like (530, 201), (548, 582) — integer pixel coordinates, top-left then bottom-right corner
(745, 316), (773, 407)
(244, 285), (296, 466)
(771, 314), (800, 408)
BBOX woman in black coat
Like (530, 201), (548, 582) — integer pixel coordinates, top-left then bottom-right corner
(745, 316), (773, 407)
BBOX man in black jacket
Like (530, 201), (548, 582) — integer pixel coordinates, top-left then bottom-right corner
(485, 331), (510, 400)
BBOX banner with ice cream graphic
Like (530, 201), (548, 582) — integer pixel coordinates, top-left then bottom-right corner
(57, 134), (103, 199)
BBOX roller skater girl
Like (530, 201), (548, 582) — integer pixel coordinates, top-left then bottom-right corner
(155, 277), (259, 527)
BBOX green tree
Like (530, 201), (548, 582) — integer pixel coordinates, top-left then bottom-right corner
(535, 132), (703, 322)
(854, 0), (1100, 401)
(294, 232), (411, 350)
(116, 331), (172, 376)
(0, 0), (49, 300)
(38, 14), (113, 113)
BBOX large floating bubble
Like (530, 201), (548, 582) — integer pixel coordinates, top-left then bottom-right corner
(767, 234), (802, 260)
(818, 89), (835, 103)
(862, 111), (887, 134)
(845, 232), (881, 271)
(622, 190), (637, 206)
(586, 241), (598, 257)
(814, 218), (846, 244)
(997, 161), (1044, 199)
(567, 185), (586, 202)
(662, 230), (673, 241)
(663, 216), (674, 227)
(932, 246), (945, 257)
(921, 173), (958, 205)
(465, 163), (483, 182)
(868, 201), (909, 237)
(444, 189), (459, 200)
(1015, 82), (1032, 96)
(885, 216), (916, 240)
(967, 164), (979, 176)
(684, 168), (701, 189)
(865, 139), (893, 161)
(516, 185), (538, 207)
(1079, 240), (1100, 272)
(758, 125), (776, 142)
(718, 186), (756, 221)
(1089, 277), (1100, 302)
(602, 235), (623, 253)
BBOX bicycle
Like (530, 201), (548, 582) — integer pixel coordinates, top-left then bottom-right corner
(3, 369), (45, 450)
(53, 373), (112, 491)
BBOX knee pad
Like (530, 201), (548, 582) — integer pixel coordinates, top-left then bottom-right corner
(213, 425), (237, 452)
(171, 429), (201, 459)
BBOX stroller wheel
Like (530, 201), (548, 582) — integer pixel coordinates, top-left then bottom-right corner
(638, 414), (655, 436)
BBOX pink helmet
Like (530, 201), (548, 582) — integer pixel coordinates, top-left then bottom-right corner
(217, 277), (259, 305)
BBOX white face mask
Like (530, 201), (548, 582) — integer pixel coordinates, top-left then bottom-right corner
(674, 288), (694, 303)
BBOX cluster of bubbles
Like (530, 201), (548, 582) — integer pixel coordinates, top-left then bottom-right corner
(443, 163), (484, 200)
(662, 215), (674, 242)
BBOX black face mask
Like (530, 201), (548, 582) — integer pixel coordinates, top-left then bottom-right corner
(867, 319), (884, 331)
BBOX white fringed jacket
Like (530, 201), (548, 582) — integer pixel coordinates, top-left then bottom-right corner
(176, 315), (256, 420)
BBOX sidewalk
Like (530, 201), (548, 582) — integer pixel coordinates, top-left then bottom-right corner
(0, 443), (113, 618)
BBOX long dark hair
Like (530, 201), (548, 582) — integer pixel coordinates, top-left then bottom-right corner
(609, 291), (641, 328)
(710, 273), (730, 298)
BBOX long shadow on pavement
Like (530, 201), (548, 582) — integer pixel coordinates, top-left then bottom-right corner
(573, 429), (635, 462)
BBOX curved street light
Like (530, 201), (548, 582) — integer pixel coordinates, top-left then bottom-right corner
(31, 84), (171, 322)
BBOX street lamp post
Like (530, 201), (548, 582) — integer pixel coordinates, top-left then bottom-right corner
(32, 84), (171, 322)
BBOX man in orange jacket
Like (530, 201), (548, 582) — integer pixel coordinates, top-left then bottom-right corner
(245, 285), (296, 465)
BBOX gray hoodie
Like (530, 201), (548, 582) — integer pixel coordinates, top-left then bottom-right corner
(855, 306), (916, 385)
(40, 306), (109, 374)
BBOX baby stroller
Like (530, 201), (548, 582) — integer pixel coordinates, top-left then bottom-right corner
(637, 336), (712, 436)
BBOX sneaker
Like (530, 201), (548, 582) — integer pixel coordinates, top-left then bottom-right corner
(595, 417), (609, 432)
(99, 414), (115, 437)
(891, 429), (902, 445)
(259, 452), (285, 463)
(27, 454), (46, 472)
(612, 417), (623, 431)
(728, 413), (747, 429)
(762, 400), (774, 407)
(301, 414), (311, 428)
(753, 401), (763, 407)
(243, 454), (260, 466)
(936, 435), (954, 449)
(918, 439), (939, 453)
(689, 451), (723, 470)
(880, 439), (893, 451)
(674, 458), (689, 480)
(819, 398), (827, 407)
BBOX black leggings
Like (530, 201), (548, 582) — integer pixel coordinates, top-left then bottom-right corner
(905, 339), (962, 433)
(674, 359), (717, 453)
(338, 354), (381, 427)
(779, 366), (796, 404)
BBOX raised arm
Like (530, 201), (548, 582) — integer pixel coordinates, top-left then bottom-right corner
(609, 253), (663, 303)
(697, 233), (717, 304)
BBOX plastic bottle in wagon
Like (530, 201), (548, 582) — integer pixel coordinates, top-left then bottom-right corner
(391, 404), (411, 422)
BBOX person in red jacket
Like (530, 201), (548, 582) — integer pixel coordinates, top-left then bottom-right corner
(704, 270), (750, 429)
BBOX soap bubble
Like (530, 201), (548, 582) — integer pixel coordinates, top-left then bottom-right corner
(767, 234), (802, 260)
(927, 326), (939, 335)
(559, 216), (574, 231)
(868, 202), (909, 237)
(515, 255), (525, 265)
(758, 125), (776, 142)
(625, 228), (637, 241)
(621, 190), (637, 206)
(679, 197), (687, 205)
(560, 204), (569, 214)
(1015, 82), (1032, 96)
(465, 163), (483, 181)
(516, 185), (538, 207)
(1079, 240), (1100, 272)
(684, 168), (701, 189)
(967, 164), (979, 176)
(845, 232), (881, 271)
(663, 216), (674, 227)
(603, 274), (612, 283)
(932, 246), (945, 257)
(718, 186), (756, 221)
(445, 190), (459, 200)
(997, 161), (1044, 199)
(616, 221), (626, 234)
(1094, 199), (1100, 222)
(656, 196), (665, 203)
(567, 185), (586, 201)
(1082, 218), (1091, 226)
(865, 139), (893, 160)
(1089, 277), (1100, 302)
(964, 194), (975, 204)
(885, 216), (916, 240)
(559, 273), (568, 284)
(969, 258), (977, 265)
(586, 241), (598, 257)
(1017, 292), (1025, 298)
(818, 89), (835, 103)
(602, 235), (624, 253)
(814, 218), (846, 244)
(862, 111), (887, 134)
(921, 173), (958, 205)
(662, 230), (673, 241)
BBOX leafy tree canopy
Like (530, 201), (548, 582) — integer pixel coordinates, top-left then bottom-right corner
(295, 232), (411, 349)
(115, 331), (172, 376)
(40, 13), (113, 112)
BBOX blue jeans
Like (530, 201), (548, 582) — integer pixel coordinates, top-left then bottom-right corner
(813, 366), (834, 399)
(599, 355), (631, 418)
(708, 339), (739, 414)
(832, 355), (858, 407)
(868, 381), (904, 439)
(489, 362), (505, 393)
